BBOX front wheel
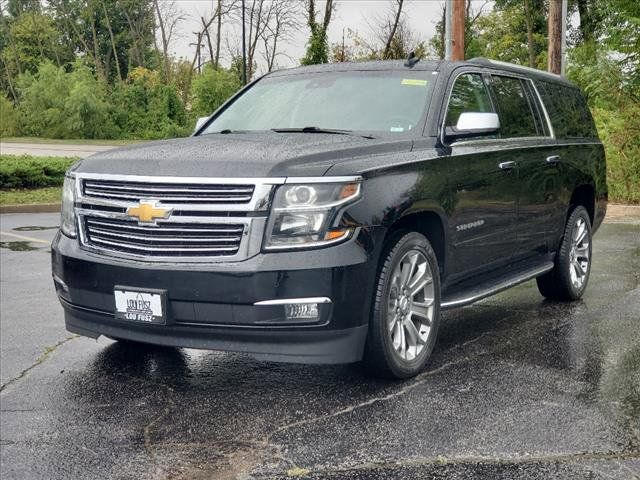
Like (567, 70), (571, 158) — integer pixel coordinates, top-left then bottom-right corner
(363, 232), (441, 379)
(537, 206), (592, 301)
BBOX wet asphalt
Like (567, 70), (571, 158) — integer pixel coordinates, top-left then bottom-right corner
(0, 212), (639, 480)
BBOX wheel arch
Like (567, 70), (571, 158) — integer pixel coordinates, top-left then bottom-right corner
(568, 183), (595, 225)
(382, 210), (448, 277)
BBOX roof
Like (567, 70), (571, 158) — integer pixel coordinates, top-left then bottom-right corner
(268, 57), (574, 86)
(268, 59), (442, 77)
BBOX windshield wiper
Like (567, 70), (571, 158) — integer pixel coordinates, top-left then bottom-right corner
(271, 127), (375, 139)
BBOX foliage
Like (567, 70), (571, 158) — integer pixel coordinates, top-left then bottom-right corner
(0, 96), (18, 137)
(301, 29), (329, 65)
(15, 61), (115, 139)
(191, 65), (242, 118)
(568, 47), (640, 204)
(1, 11), (73, 94)
(473, 4), (546, 68)
(0, 154), (76, 188)
(109, 67), (190, 139)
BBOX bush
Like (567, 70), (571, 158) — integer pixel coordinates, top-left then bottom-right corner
(0, 97), (18, 137)
(0, 155), (77, 188)
(191, 65), (241, 117)
(16, 61), (116, 139)
(594, 107), (640, 204)
(110, 67), (190, 140)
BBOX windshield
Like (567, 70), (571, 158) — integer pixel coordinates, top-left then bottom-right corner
(201, 70), (435, 135)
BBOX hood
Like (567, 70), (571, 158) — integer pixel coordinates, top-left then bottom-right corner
(76, 133), (414, 178)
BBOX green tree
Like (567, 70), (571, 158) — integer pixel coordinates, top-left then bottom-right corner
(191, 65), (241, 117)
(301, 0), (334, 65)
(0, 96), (18, 136)
(49, 0), (156, 83)
(1, 11), (72, 97)
(110, 66), (189, 139)
(15, 60), (114, 139)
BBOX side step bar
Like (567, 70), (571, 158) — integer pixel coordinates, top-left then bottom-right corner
(441, 261), (554, 310)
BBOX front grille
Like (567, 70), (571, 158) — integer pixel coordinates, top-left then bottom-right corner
(83, 217), (244, 257)
(82, 179), (255, 204)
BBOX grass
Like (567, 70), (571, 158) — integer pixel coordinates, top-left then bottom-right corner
(0, 186), (62, 205)
(0, 136), (142, 146)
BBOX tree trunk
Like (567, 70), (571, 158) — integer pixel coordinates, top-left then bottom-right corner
(153, 0), (170, 81)
(215, 0), (222, 68)
(547, 0), (562, 74)
(102, 1), (123, 82)
(524, 0), (536, 68)
(383, 0), (404, 59)
(201, 17), (214, 67)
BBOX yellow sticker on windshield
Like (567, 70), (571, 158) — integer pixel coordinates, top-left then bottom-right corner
(401, 78), (428, 86)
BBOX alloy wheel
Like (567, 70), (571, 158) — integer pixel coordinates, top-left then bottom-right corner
(569, 216), (590, 290)
(387, 250), (435, 362)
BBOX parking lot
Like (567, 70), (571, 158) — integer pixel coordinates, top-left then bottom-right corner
(1, 211), (639, 479)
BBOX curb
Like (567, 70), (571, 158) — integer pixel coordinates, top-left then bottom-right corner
(0, 203), (61, 214)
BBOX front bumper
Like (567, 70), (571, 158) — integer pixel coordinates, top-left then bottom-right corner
(51, 229), (382, 364)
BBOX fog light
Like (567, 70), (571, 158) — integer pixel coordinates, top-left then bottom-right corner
(284, 303), (319, 320)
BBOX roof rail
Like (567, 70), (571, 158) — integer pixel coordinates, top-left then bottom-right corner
(468, 57), (563, 78)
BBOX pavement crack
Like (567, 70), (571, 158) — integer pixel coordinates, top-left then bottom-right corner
(0, 335), (77, 394)
(270, 332), (494, 439)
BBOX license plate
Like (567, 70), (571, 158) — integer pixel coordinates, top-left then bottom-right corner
(114, 287), (166, 324)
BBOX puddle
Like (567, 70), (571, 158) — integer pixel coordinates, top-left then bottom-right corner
(0, 241), (38, 251)
(13, 226), (59, 232)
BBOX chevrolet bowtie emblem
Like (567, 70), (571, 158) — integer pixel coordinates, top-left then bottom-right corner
(126, 201), (172, 224)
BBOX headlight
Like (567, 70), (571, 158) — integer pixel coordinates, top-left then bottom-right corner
(263, 180), (362, 250)
(60, 175), (77, 238)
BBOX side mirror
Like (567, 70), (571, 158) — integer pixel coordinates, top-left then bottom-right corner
(194, 116), (209, 134)
(444, 112), (500, 142)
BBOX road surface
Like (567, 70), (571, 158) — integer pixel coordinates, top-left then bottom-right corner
(0, 212), (639, 479)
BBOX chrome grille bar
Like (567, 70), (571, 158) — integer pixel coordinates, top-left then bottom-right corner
(83, 217), (245, 257)
(85, 218), (243, 234)
(83, 179), (255, 204)
(88, 237), (239, 254)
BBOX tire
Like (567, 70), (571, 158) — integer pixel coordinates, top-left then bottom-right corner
(363, 231), (441, 379)
(537, 206), (592, 301)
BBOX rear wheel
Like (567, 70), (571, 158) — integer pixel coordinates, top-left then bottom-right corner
(363, 231), (441, 379)
(537, 206), (592, 301)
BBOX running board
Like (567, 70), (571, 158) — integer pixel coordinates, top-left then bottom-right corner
(441, 261), (554, 310)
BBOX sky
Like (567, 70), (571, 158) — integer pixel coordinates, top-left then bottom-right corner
(170, 1), (493, 74)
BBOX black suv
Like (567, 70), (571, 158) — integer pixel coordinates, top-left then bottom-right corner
(52, 58), (607, 378)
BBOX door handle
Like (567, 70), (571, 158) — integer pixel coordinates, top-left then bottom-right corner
(546, 155), (561, 165)
(499, 161), (517, 170)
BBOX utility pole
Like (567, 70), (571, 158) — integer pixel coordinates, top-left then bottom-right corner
(451, 0), (465, 61)
(444, 0), (452, 60)
(560, 0), (567, 76)
(548, 0), (567, 75)
(241, 0), (247, 85)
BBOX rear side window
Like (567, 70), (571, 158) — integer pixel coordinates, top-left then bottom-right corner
(489, 75), (539, 138)
(445, 73), (494, 128)
(537, 81), (597, 139)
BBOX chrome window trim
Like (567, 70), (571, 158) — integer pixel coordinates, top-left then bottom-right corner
(440, 69), (555, 147)
(529, 80), (556, 139)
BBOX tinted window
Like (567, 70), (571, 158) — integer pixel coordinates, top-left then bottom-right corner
(537, 81), (597, 138)
(445, 73), (494, 128)
(202, 71), (434, 135)
(490, 75), (539, 138)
